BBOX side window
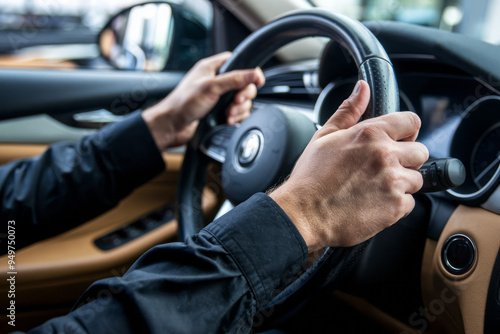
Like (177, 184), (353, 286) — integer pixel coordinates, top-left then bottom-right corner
(0, 0), (213, 145)
(0, 0), (144, 70)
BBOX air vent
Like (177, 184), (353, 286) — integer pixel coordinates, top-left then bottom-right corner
(260, 64), (321, 100)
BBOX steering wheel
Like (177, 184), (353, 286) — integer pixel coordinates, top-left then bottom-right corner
(177, 8), (399, 327)
(178, 9), (399, 240)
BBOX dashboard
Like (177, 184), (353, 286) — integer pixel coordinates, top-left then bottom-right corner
(2, 6), (499, 333)
(256, 38), (500, 331)
(259, 54), (500, 215)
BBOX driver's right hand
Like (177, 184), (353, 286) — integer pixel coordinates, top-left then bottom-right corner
(270, 80), (429, 252)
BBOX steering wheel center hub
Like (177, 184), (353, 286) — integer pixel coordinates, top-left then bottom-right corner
(222, 106), (316, 204)
(238, 130), (263, 166)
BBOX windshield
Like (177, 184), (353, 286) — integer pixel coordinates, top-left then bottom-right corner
(311, 0), (500, 45)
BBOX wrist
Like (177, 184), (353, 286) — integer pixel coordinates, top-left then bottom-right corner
(269, 185), (326, 253)
(142, 104), (178, 151)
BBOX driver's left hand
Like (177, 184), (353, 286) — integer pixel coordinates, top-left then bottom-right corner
(143, 52), (265, 150)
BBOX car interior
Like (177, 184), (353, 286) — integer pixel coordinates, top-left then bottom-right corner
(0, 0), (499, 333)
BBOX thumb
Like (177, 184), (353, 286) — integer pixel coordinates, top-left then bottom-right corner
(325, 80), (370, 132)
(211, 67), (265, 95)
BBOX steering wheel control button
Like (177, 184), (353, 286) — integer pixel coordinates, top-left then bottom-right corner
(200, 126), (237, 163)
(237, 130), (263, 166)
(94, 204), (175, 251)
(441, 234), (476, 275)
(430, 162), (438, 187)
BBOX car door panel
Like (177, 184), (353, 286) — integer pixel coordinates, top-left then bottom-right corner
(0, 115), (94, 144)
(0, 69), (184, 120)
(0, 34), (196, 331)
(0, 151), (220, 332)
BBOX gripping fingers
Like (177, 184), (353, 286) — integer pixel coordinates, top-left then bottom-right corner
(227, 100), (252, 125)
(234, 84), (257, 104)
(397, 142), (429, 169)
(212, 68), (265, 95)
(400, 193), (417, 219)
(226, 83), (259, 124)
(374, 112), (422, 141)
(402, 168), (425, 194)
(386, 168), (421, 221)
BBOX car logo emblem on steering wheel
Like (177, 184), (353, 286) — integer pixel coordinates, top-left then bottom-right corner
(238, 130), (263, 166)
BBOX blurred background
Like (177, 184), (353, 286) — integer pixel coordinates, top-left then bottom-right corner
(0, 0), (141, 32)
(312, 0), (500, 44)
(0, 0), (499, 69)
(0, 0), (146, 68)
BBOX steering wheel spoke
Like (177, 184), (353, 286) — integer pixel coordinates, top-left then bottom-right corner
(200, 125), (237, 163)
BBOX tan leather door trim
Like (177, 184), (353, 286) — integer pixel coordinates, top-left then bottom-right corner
(0, 144), (48, 165)
(0, 153), (187, 305)
(0, 146), (223, 332)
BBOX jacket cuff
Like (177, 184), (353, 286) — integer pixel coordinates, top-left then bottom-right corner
(97, 111), (166, 190)
(204, 193), (308, 308)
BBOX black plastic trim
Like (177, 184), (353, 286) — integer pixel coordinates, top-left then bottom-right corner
(0, 69), (184, 120)
(425, 195), (458, 241)
(94, 204), (175, 251)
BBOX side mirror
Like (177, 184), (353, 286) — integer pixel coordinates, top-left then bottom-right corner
(99, 1), (212, 71)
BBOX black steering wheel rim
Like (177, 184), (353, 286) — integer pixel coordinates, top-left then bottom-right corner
(177, 8), (399, 241)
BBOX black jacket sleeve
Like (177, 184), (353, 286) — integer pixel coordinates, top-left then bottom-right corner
(25, 193), (308, 334)
(0, 112), (166, 251)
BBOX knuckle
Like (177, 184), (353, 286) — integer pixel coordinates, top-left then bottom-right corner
(233, 105), (245, 116)
(227, 104), (237, 115)
(233, 74), (248, 87)
(195, 57), (209, 68)
(202, 79), (218, 95)
(403, 195), (415, 215)
(339, 97), (364, 117)
(417, 142), (430, 161)
(392, 192), (410, 218)
(406, 112), (421, 130)
(415, 171), (424, 190)
(383, 167), (400, 189)
(232, 101), (252, 118)
(356, 123), (378, 141)
(395, 193), (405, 208)
(338, 98), (353, 111)
(386, 167), (400, 182)
(247, 84), (258, 98)
(409, 142), (429, 167)
(243, 99), (252, 110)
(372, 144), (394, 165)
(416, 149), (429, 166)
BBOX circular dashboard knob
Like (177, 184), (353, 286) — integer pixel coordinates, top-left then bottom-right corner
(441, 234), (476, 275)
